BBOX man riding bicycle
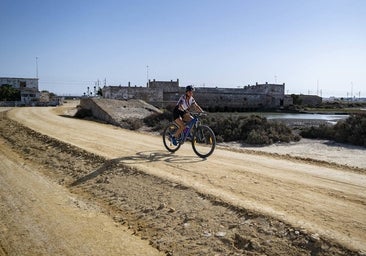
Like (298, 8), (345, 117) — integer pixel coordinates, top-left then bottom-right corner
(172, 85), (204, 145)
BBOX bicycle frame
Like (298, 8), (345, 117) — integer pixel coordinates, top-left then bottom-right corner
(163, 112), (216, 158)
(177, 115), (199, 143)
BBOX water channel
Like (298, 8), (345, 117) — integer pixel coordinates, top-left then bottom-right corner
(212, 112), (351, 126)
(264, 113), (349, 123)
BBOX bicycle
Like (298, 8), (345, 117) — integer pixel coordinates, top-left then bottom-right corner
(162, 112), (216, 158)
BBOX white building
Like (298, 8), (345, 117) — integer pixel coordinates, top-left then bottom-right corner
(0, 77), (40, 104)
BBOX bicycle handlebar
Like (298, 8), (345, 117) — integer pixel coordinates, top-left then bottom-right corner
(190, 112), (207, 118)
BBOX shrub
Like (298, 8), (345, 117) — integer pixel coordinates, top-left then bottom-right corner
(246, 129), (271, 145)
(0, 84), (21, 101)
(143, 110), (173, 131)
(144, 112), (299, 145)
(125, 118), (144, 130)
(301, 113), (366, 147)
(299, 124), (334, 140)
(334, 113), (366, 146)
(205, 115), (299, 145)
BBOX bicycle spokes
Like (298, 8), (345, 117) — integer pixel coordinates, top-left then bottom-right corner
(192, 125), (216, 158)
(163, 123), (181, 152)
(162, 115), (216, 158)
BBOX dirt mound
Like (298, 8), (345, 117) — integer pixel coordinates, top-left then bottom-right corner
(76, 98), (162, 129)
(94, 98), (162, 119)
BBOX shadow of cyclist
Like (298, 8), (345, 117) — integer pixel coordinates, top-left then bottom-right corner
(69, 150), (205, 187)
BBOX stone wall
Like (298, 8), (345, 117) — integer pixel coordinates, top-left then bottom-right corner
(298, 95), (322, 106)
(148, 79), (179, 89)
(102, 82), (286, 110)
(193, 84), (284, 110)
(161, 83), (285, 110)
(103, 86), (164, 103)
(284, 95), (294, 106)
(0, 101), (24, 107)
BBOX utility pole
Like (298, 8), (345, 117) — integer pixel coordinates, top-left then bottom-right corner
(351, 81), (354, 100)
(36, 57), (38, 78)
(146, 65), (149, 86)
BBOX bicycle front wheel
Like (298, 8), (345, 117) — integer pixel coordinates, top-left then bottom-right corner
(162, 123), (181, 153)
(191, 125), (216, 158)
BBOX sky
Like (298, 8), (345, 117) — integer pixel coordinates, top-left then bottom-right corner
(1, 0), (365, 97)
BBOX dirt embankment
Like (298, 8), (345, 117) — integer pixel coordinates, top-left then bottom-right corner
(1, 104), (365, 256)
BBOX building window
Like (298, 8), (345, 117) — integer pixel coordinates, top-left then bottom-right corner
(20, 81), (26, 88)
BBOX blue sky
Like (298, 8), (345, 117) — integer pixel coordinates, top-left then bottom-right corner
(1, 0), (365, 97)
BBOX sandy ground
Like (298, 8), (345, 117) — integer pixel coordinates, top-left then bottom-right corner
(0, 103), (365, 255)
(220, 139), (366, 170)
(0, 139), (163, 256)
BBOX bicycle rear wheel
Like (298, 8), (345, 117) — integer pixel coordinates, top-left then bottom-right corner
(191, 125), (216, 158)
(162, 123), (181, 152)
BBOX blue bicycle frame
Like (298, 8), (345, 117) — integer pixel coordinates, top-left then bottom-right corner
(178, 116), (198, 143)
(163, 112), (216, 158)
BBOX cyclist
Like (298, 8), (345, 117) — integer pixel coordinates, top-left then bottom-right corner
(171, 85), (204, 145)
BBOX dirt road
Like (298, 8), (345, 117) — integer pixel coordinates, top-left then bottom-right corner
(0, 137), (162, 256)
(1, 103), (366, 255)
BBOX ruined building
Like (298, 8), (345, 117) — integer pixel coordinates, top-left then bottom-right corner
(102, 79), (286, 110)
(0, 77), (64, 106)
(0, 77), (40, 104)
